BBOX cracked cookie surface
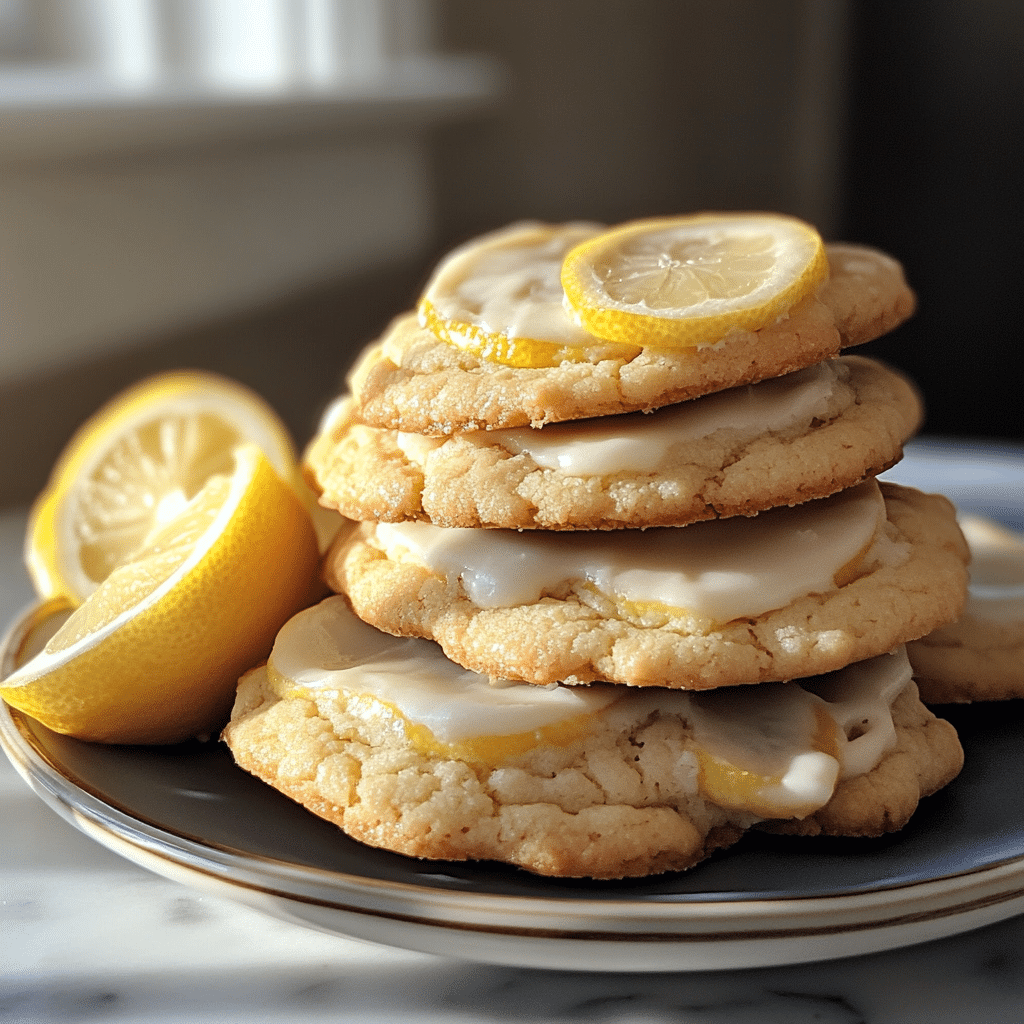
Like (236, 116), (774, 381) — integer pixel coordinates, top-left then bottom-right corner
(223, 667), (961, 879)
(326, 484), (968, 689)
(306, 356), (922, 530)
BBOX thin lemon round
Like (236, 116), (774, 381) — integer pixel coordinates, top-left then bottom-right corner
(26, 370), (300, 604)
(560, 212), (829, 349)
(417, 221), (642, 368)
(1, 444), (320, 745)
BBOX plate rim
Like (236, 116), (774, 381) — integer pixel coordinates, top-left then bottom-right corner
(5, 437), (1024, 968)
(6, 697), (1024, 943)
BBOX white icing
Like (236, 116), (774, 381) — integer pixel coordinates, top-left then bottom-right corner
(800, 647), (911, 779)
(469, 361), (845, 476)
(641, 681), (841, 810)
(269, 597), (619, 742)
(828, 244), (900, 276)
(268, 597), (908, 817)
(396, 430), (443, 465)
(419, 222), (603, 347)
(374, 480), (887, 623)
(779, 752), (841, 807)
(316, 395), (349, 435)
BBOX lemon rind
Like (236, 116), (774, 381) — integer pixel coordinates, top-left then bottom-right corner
(560, 213), (830, 349)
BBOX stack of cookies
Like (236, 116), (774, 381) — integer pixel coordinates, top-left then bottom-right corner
(224, 215), (971, 879)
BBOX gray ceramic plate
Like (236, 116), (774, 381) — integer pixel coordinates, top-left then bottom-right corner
(2, 438), (1023, 971)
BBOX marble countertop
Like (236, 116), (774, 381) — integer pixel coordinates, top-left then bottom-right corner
(4, 464), (1024, 1023)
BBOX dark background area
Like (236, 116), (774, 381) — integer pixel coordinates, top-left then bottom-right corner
(842, 0), (1024, 440)
(1, 0), (1021, 507)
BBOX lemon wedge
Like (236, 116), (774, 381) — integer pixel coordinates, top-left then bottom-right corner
(417, 221), (642, 367)
(26, 370), (300, 603)
(560, 212), (829, 349)
(1, 444), (320, 745)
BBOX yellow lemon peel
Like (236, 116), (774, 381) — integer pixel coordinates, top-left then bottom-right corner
(2, 444), (320, 745)
(26, 370), (301, 604)
(560, 212), (829, 349)
(418, 221), (641, 368)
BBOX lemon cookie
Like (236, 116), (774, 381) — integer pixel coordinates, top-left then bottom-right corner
(348, 235), (915, 434)
(222, 598), (963, 879)
(306, 355), (921, 530)
(326, 481), (968, 689)
(907, 516), (1024, 703)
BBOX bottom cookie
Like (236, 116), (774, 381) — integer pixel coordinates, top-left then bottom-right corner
(222, 598), (963, 880)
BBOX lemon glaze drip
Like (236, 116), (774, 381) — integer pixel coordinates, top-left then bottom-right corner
(417, 299), (627, 369)
(373, 480), (888, 625)
(267, 598), (909, 816)
(268, 597), (620, 745)
(694, 704), (841, 818)
(268, 662), (607, 766)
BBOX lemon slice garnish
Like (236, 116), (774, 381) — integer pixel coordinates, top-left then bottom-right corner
(560, 212), (829, 349)
(417, 221), (642, 367)
(25, 370), (303, 604)
(2, 444), (320, 744)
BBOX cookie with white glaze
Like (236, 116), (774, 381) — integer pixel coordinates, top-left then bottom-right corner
(326, 482), (969, 689)
(907, 516), (1024, 703)
(347, 243), (915, 434)
(306, 355), (922, 531)
(223, 614), (962, 880)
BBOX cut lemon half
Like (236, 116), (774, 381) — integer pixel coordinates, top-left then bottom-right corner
(26, 370), (300, 603)
(560, 212), (829, 349)
(417, 221), (642, 368)
(1, 443), (320, 745)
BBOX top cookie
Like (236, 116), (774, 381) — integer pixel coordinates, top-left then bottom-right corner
(348, 239), (915, 434)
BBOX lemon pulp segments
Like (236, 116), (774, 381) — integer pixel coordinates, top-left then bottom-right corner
(560, 212), (829, 349)
(1, 444), (321, 745)
(26, 370), (298, 603)
(417, 221), (642, 368)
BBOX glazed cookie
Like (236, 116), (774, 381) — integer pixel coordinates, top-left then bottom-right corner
(326, 481), (969, 689)
(348, 242), (915, 434)
(222, 599), (962, 879)
(907, 516), (1024, 703)
(306, 356), (922, 530)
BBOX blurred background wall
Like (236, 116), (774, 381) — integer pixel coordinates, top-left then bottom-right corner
(1, 0), (1021, 508)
